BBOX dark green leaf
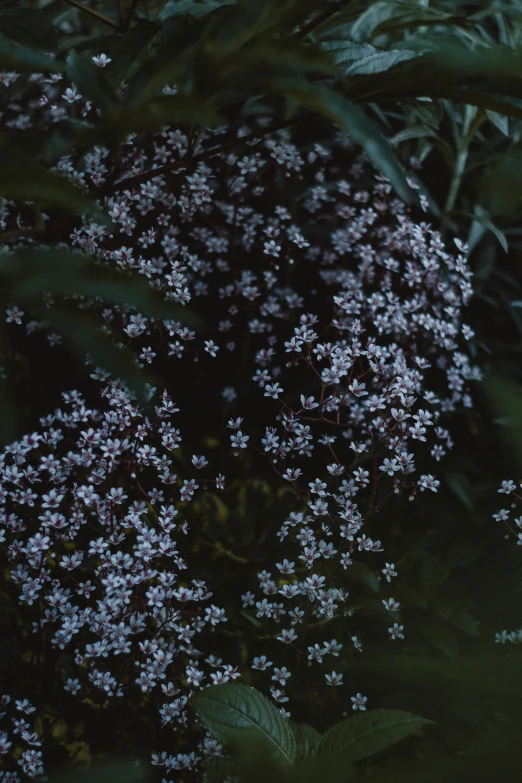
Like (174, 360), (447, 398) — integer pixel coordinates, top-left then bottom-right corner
(350, 2), (397, 42)
(391, 126), (436, 144)
(372, 13), (474, 38)
(409, 98), (443, 129)
(190, 683), (297, 768)
(271, 79), (412, 202)
(485, 109), (509, 135)
(290, 721), (322, 759)
(467, 205), (508, 253)
(67, 53), (119, 114)
(0, 319), (17, 446)
(318, 710), (433, 766)
(6, 249), (201, 329)
(319, 40), (378, 64)
(159, 0), (235, 19)
(445, 538), (483, 568)
(446, 472), (473, 510)
(37, 307), (152, 404)
(416, 618), (460, 658)
(431, 597), (479, 636)
(0, 148), (105, 219)
(109, 21), (161, 85)
(0, 8), (57, 51)
(0, 35), (63, 72)
(343, 49), (419, 76)
(119, 95), (221, 133)
(49, 758), (148, 783)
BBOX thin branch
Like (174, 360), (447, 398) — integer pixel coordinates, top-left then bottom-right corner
(123, 0), (141, 31)
(105, 115), (305, 193)
(62, 0), (120, 29)
(295, 0), (354, 39)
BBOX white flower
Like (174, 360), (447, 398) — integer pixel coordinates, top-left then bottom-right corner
(325, 671), (343, 686)
(92, 53), (112, 67)
(351, 693), (367, 711)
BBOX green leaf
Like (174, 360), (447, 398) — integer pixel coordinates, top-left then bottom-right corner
(431, 597), (479, 636)
(0, 319), (17, 447)
(445, 538), (483, 568)
(124, 12), (210, 105)
(318, 710), (433, 766)
(343, 49), (419, 76)
(319, 40), (378, 64)
(480, 150), (522, 216)
(159, 0), (236, 20)
(409, 98), (443, 129)
(391, 126), (436, 145)
(49, 758), (148, 783)
(350, 2), (398, 42)
(290, 721), (322, 759)
(67, 53), (120, 114)
(271, 79), (412, 202)
(190, 683), (297, 768)
(467, 205), (508, 253)
(344, 560), (380, 592)
(6, 249), (201, 329)
(0, 8), (57, 51)
(416, 618), (460, 658)
(372, 13), (474, 38)
(446, 471), (473, 510)
(485, 109), (509, 136)
(0, 148), (105, 219)
(349, 653), (522, 702)
(0, 35), (64, 72)
(109, 21), (161, 85)
(119, 95), (221, 133)
(37, 307), (152, 403)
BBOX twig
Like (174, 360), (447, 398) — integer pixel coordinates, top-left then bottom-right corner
(62, 0), (120, 29)
(296, 0), (354, 39)
(123, 0), (142, 31)
(105, 115), (305, 194)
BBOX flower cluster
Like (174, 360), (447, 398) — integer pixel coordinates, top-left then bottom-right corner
(491, 479), (522, 645)
(0, 696), (43, 779)
(0, 381), (231, 779)
(0, 51), (481, 778)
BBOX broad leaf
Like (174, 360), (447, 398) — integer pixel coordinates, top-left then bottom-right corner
(159, 0), (234, 19)
(343, 49), (418, 76)
(190, 683), (297, 768)
(430, 597), (480, 636)
(290, 721), (321, 759)
(0, 36), (63, 72)
(67, 53), (120, 114)
(410, 98), (443, 129)
(0, 7), (57, 51)
(6, 249), (201, 329)
(0, 148), (105, 219)
(485, 109), (509, 136)
(466, 206), (508, 253)
(319, 40), (378, 63)
(49, 758), (148, 783)
(318, 709), (433, 766)
(372, 13), (474, 38)
(119, 95), (221, 133)
(35, 307), (153, 404)
(350, 2), (398, 42)
(416, 618), (460, 658)
(272, 79), (412, 202)
(108, 20), (161, 84)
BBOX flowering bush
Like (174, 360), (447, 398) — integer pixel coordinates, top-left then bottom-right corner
(4, 0), (522, 781)
(0, 40), (485, 777)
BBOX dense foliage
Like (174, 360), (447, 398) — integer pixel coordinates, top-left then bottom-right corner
(2, 0), (522, 781)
